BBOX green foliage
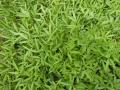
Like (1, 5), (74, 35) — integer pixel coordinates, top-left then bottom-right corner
(0, 0), (120, 90)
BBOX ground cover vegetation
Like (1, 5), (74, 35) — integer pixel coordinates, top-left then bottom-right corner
(0, 0), (120, 90)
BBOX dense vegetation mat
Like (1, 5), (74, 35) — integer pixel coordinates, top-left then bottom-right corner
(0, 0), (120, 90)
